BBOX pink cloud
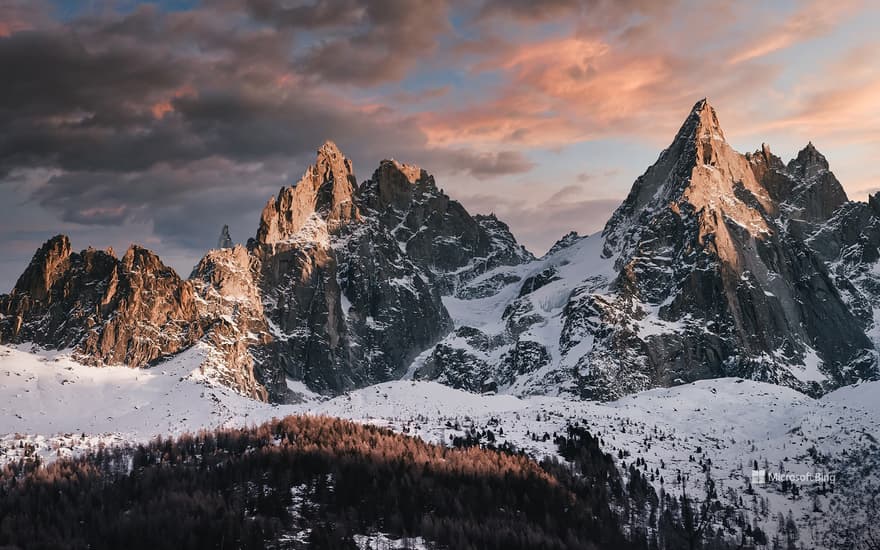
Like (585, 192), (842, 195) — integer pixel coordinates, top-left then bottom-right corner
(419, 33), (776, 148)
(728, 0), (862, 65)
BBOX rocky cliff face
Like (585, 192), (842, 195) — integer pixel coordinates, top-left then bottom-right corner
(230, 143), (531, 399)
(255, 141), (360, 245)
(415, 100), (879, 399)
(190, 245), (269, 401)
(245, 144), (456, 397)
(357, 160), (533, 293)
(0, 236), (203, 368)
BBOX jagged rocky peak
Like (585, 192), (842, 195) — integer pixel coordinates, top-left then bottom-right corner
(217, 225), (233, 249)
(0, 235), (202, 368)
(870, 192), (880, 216)
(578, 99), (877, 399)
(362, 158), (434, 212)
(357, 157), (532, 287)
(9, 234), (73, 302)
(690, 98), (726, 161)
(121, 244), (174, 274)
(256, 140), (360, 244)
(787, 142), (829, 179)
(746, 143), (785, 172)
(545, 231), (582, 257)
(603, 98), (775, 262)
(778, 142), (848, 225)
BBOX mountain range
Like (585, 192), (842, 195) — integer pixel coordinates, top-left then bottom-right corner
(2, 99), (878, 402)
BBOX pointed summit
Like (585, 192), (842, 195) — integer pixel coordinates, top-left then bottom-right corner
(256, 141), (360, 244)
(364, 159), (433, 212)
(317, 139), (343, 158)
(779, 141), (847, 222)
(673, 98), (726, 145)
(603, 98), (775, 259)
(787, 142), (829, 180)
(217, 225), (233, 249)
(870, 192), (880, 216)
(11, 235), (72, 302)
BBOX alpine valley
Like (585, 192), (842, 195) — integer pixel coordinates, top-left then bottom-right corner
(2, 100), (880, 550)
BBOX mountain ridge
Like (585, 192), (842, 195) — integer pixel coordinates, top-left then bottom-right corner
(1, 99), (878, 401)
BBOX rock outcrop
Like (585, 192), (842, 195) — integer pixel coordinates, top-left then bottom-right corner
(357, 160), (533, 292)
(217, 225), (234, 249)
(255, 141), (359, 245)
(190, 245), (269, 401)
(0, 236), (203, 368)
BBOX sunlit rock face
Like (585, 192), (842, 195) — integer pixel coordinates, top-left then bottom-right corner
(255, 141), (360, 245)
(0, 235), (203, 369)
(190, 245), (269, 401)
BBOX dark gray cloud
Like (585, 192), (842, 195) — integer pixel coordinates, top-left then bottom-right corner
(478, 0), (674, 27)
(241, 0), (452, 86)
(435, 150), (535, 179)
(0, 0), (534, 288)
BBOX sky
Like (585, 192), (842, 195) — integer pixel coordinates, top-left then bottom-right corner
(1, 0), (879, 291)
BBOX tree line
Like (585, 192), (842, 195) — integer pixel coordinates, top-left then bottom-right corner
(0, 415), (750, 549)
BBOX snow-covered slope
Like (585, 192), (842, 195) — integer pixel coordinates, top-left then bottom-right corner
(410, 231), (615, 395)
(2, 344), (877, 547)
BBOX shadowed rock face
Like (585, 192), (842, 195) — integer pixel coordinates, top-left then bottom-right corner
(358, 160), (534, 292)
(236, 149), (531, 398)
(0, 236), (203, 368)
(217, 225), (234, 249)
(240, 145), (529, 398)
(246, 147), (453, 396)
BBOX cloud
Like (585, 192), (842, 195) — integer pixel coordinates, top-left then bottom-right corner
(243, 0), (452, 86)
(437, 150), (535, 179)
(389, 86), (451, 105)
(421, 34), (779, 148)
(728, 1), (861, 65)
(743, 42), (880, 145)
(576, 169), (619, 183)
(0, 1), (542, 292)
(0, 0), (50, 36)
(478, 0), (674, 28)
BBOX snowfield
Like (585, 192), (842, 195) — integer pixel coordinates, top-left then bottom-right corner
(1, 343), (878, 547)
